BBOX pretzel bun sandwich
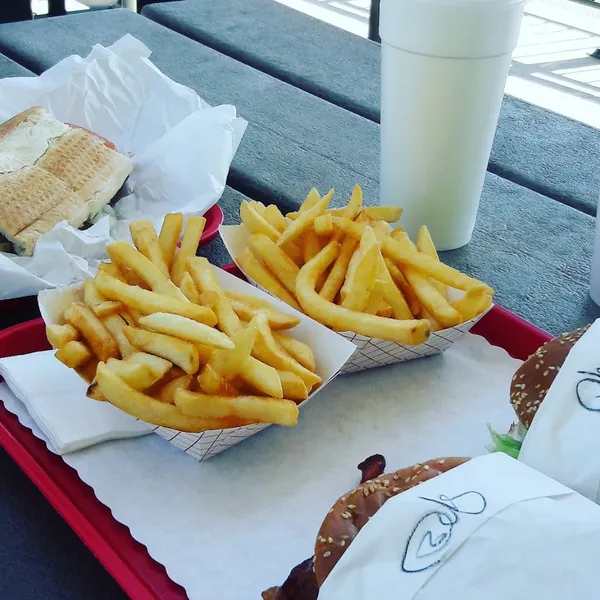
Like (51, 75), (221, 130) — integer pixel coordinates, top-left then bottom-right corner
(490, 325), (591, 457)
(263, 456), (469, 600)
(0, 106), (132, 256)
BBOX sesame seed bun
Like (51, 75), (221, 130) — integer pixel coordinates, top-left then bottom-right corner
(313, 456), (469, 586)
(510, 326), (590, 428)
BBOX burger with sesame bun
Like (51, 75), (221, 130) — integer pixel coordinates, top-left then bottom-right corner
(262, 455), (469, 600)
(489, 325), (590, 458)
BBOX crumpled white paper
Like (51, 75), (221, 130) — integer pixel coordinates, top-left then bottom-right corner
(0, 34), (247, 300)
(319, 453), (600, 600)
(519, 319), (600, 503)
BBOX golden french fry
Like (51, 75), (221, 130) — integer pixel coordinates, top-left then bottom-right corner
(105, 358), (160, 391)
(416, 225), (447, 298)
(126, 352), (172, 379)
(236, 248), (302, 311)
(64, 301), (119, 363)
(278, 371), (308, 402)
(187, 257), (243, 336)
(180, 272), (199, 304)
(250, 312), (321, 389)
(107, 242), (187, 301)
(197, 363), (223, 395)
(356, 206), (402, 222)
(298, 187), (322, 213)
(95, 271), (217, 325)
(46, 323), (79, 349)
(403, 267), (463, 328)
(272, 332), (316, 372)
(249, 234), (300, 297)
(277, 189), (333, 248)
(364, 280), (386, 315)
(92, 301), (122, 319)
(301, 229), (324, 264)
(341, 243), (379, 312)
(210, 327), (257, 378)
(252, 200), (267, 218)
(175, 389), (298, 427)
(340, 226), (378, 299)
(98, 261), (126, 281)
(383, 258), (421, 316)
(123, 326), (200, 374)
(154, 375), (192, 405)
(158, 213), (184, 271)
(238, 357), (283, 398)
(227, 296), (300, 331)
(332, 217), (493, 294)
(264, 204), (289, 233)
(451, 287), (493, 321)
(96, 363), (229, 431)
(313, 214), (334, 237)
(130, 219), (171, 280)
(171, 216), (206, 286)
(376, 300), (393, 318)
(198, 290), (219, 308)
(86, 381), (106, 402)
(319, 235), (358, 303)
(76, 358), (100, 385)
(297, 242), (430, 344)
(138, 313), (234, 350)
(55, 340), (93, 369)
(375, 254), (413, 319)
(240, 199), (281, 242)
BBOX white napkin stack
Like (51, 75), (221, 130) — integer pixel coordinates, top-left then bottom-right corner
(0, 350), (153, 454)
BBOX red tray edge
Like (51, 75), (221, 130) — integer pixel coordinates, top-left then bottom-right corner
(0, 288), (553, 600)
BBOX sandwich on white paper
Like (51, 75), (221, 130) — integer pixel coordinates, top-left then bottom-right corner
(0, 106), (132, 256)
(489, 319), (600, 503)
(265, 453), (600, 599)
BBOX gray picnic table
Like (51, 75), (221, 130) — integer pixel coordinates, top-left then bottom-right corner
(0, 4), (599, 599)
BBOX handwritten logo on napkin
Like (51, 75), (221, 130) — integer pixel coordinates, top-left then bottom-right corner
(401, 491), (487, 573)
(576, 369), (600, 412)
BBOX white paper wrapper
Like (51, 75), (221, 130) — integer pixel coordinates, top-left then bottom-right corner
(518, 319), (600, 503)
(38, 268), (356, 460)
(319, 453), (600, 600)
(0, 35), (247, 301)
(220, 224), (492, 373)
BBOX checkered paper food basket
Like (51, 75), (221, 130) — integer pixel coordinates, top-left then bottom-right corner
(219, 225), (493, 374)
(38, 270), (356, 461)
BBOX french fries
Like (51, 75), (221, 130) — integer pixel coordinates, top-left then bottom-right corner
(234, 185), (493, 344)
(46, 213), (323, 434)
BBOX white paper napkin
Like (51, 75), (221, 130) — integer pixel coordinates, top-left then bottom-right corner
(0, 35), (247, 300)
(519, 319), (600, 503)
(320, 453), (597, 600)
(0, 350), (152, 454)
(0, 332), (520, 599)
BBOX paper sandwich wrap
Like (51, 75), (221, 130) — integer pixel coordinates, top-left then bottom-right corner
(38, 268), (356, 460)
(319, 453), (600, 600)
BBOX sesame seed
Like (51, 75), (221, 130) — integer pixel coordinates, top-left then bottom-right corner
(319, 536), (326, 543)
(328, 508), (334, 514)
(392, 487), (401, 493)
(411, 475), (418, 481)
(324, 551), (331, 558)
(543, 370), (549, 377)
(512, 375), (517, 381)
(341, 535), (350, 540)
(549, 366), (556, 370)
(413, 464), (421, 471)
(369, 484), (376, 493)
(526, 402), (532, 407)
(363, 488), (369, 497)
(328, 537), (334, 544)
(341, 496), (346, 502)
(535, 364), (540, 370)
(382, 480), (390, 487)
(348, 505), (356, 509)
(385, 491), (392, 497)
(393, 475), (399, 481)
(340, 540), (346, 547)
(438, 459), (445, 464)
(341, 512), (352, 519)
(535, 384), (540, 389)
(423, 465), (430, 471)
(404, 477), (411, 484)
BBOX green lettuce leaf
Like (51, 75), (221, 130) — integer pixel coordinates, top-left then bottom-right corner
(487, 423), (526, 459)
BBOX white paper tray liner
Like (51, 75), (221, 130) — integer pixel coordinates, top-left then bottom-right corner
(0, 331), (519, 599)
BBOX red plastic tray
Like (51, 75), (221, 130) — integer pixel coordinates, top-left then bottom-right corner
(0, 289), (550, 600)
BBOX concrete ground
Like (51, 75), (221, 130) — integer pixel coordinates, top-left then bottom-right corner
(31, 0), (600, 129)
